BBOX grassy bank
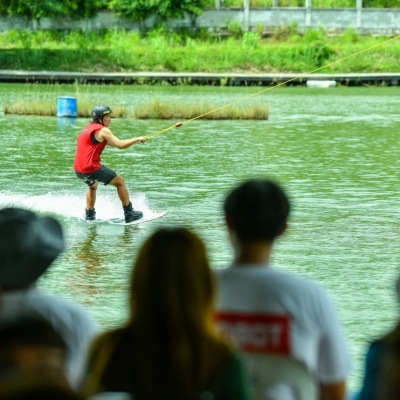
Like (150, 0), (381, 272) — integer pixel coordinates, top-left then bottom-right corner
(0, 27), (399, 74)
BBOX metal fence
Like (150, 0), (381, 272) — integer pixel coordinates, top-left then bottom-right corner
(212, 0), (391, 32)
(214, 0), (363, 7)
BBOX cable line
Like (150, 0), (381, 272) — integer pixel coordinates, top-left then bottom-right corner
(145, 34), (400, 140)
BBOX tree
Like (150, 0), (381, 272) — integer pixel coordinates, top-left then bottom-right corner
(156, 0), (206, 19)
(110, 0), (206, 21)
(109, 0), (154, 21)
(0, 0), (104, 22)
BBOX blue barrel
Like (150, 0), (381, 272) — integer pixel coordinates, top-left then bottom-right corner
(57, 96), (77, 117)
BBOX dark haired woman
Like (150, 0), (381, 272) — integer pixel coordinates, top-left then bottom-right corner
(82, 228), (250, 400)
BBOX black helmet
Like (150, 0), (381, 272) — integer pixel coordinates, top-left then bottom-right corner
(91, 105), (112, 123)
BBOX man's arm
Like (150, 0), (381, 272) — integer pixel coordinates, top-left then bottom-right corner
(320, 381), (346, 400)
(99, 128), (146, 149)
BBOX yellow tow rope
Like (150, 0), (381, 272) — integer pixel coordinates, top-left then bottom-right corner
(145, 34), (400, 140)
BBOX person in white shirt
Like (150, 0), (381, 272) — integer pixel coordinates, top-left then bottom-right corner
(0, 208), (98, 389)
(214, 179), (352, 400)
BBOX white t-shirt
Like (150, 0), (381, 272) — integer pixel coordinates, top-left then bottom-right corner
(214, 264), (352, 384)
(0, 287), (98, 388)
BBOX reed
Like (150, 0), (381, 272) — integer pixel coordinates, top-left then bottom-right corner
(4, 98), (268, 120)
(4, 100), (128, 117)
(133, 99), (269, 120)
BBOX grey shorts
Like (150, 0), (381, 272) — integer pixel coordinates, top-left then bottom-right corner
(75, 165), (117, 186)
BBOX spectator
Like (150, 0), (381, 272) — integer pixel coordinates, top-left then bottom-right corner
(214, 179), (352, 400)
(0, 316), (69, 395)
(0, 208), (98, 389)
(82, 228), (250, 400)
(0, 385), (85, 400)
(358, 274), (400, 400)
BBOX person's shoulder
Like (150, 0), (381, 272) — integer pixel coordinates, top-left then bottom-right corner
(366, 340), (385, 361)
(218, 265), (335, 314)
(216, 264), (325, 292)
(273, 269), (335, 308)
(272, 268), (327, 293)
(92, 326), (126, 351)
(28, 290), (96, 326)
(99, 126), (112, 134)
(213, 265), (231, 277)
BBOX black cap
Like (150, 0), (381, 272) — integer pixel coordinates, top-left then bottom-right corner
(0, 208), (65, 287)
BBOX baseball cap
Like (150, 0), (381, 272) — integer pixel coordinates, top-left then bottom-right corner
(0, 208), (64, 287)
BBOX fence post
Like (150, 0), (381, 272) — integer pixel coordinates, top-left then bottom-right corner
(244, 0), (250, 32)
(356, 0), (362, 30)
(272, 0), (278, 6)
(305, 0), (311, 29)
(215, 0), (220, 9)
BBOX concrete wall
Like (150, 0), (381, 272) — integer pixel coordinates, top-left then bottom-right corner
(0, 8), (399, 34)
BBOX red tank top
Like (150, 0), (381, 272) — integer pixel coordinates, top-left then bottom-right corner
(74, 123), (107, 173)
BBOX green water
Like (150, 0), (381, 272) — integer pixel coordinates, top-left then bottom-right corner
(2, 83), (400, 390)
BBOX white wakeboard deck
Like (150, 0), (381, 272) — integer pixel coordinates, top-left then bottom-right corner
(107, 211), (168, 226)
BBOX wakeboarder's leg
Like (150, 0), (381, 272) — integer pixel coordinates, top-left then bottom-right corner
(85, 181), (98, 221)
(109, 175), (143, 222)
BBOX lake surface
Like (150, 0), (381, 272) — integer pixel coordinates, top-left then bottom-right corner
(2, 83), (400, 390)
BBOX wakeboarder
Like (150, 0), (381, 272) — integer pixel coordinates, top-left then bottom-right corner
(74, 105), (146, 223)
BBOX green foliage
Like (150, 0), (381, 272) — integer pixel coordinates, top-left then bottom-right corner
(226, 19), (243, 38)
(0, 0), (102, 21)
(110, 0), (206, 21)
(302, 27), (326, 43)
(0, 28), (399, 74)
(156, 0), (206, 19)
(343, 27), (361, 43)
(242, 31), (259, 49)
(185, 37), (197, 49)
(256, 23), (264, 37)
(110, 0), (152, 20)
(271, 22), (299, 41)
(147, 25), (182, 45)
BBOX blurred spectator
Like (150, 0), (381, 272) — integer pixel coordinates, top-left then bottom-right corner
(358, 274), (400, 400)
(0, 385), (85, 400)
(0, 316), (69, 395)
(0, 208), (98, 389)
(82, 228), (250, 400)
(214, 179), (352, 400)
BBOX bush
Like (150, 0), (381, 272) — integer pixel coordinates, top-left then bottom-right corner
(242, 32), (260, 49)
(342, 27), (361, 43)
(226, 19), (243, 38)
(271, 22), (299, 41)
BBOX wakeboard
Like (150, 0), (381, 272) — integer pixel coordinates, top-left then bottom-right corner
(107, 211), (168, 226)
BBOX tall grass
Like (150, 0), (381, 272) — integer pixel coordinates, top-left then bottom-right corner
(133, 99), (269, 119)
(4, 87), (269, 120)
(4, 101), (128, 117)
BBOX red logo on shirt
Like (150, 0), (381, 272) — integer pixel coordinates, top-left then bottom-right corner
(215, 312), (290, 355)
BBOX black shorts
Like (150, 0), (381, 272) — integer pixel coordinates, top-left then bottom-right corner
(75, 165), (117, 186)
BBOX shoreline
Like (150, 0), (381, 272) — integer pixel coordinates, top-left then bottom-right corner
(1, 70), (400, 86)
